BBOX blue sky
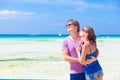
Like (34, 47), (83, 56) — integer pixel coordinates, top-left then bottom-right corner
(0, 0), (120, 35)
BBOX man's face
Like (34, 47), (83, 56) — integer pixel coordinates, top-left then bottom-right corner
(66, 22), (77, 33)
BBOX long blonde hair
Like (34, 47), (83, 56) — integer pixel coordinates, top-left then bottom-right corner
(84, 26), (97, 49)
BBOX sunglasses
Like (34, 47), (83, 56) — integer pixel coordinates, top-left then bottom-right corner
(66, 24), (74, 27)
(82, 28), (87, 33)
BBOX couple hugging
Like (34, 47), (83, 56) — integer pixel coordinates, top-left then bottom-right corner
(62, 19), (103, 80)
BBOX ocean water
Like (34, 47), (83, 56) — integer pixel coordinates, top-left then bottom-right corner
(0, 34), (120, 39)
(0, 34), (67, 39)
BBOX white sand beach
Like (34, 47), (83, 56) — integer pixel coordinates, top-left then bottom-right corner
(0, 38), (120, 80)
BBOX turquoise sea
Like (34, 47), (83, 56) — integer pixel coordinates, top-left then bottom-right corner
(0, 34), (120, 39)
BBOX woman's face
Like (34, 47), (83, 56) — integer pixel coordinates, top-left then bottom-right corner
(80, 28), (88, 42)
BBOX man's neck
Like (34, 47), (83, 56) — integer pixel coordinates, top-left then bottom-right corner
(70, 33), (80, 40)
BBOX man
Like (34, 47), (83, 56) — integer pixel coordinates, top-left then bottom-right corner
(62, 19), (86, 80)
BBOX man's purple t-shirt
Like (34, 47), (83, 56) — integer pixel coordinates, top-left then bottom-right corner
(62, 36), (84, 74)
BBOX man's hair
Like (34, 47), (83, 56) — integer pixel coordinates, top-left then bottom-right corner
(67, 19), (80, 32)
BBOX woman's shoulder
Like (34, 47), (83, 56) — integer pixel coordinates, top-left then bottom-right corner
(82, 43), (89, 50)
(83, 43), (96, 54)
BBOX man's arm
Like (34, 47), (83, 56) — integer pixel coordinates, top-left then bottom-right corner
(63, 50), (79, 62)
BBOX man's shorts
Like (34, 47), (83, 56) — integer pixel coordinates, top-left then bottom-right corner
(70, 72), (86, 80)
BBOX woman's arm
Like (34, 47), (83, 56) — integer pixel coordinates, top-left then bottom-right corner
(76, 44), (98, 65)
(86, 48), (99, 64)
(78, 44), (89, 65)
(76, 44), (89, 65)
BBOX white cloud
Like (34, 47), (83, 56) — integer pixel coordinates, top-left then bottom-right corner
(7, 0), (117, 8)
(68, 1), (118, 12)
(0, 10), (36, 19)
(2, 0), (118, 14)
(84, 3), (116, 9)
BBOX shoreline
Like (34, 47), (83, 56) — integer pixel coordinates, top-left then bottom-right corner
(0, 34), (120, 39)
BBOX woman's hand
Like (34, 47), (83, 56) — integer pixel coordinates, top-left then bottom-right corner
(75, 44), (81, 55)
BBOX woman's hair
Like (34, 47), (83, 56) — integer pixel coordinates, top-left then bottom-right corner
(67, 19), (80, 32)
(85, 26), (96, 45)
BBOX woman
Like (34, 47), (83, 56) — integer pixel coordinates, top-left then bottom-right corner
(76, 26), (103, 80)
